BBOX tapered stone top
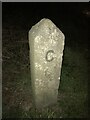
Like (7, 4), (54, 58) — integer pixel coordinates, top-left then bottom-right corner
(29, 18), (65, 109)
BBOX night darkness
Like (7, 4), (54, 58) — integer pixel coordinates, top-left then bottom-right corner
(2, 2), (89, 118)
(2, 3), (89, 47)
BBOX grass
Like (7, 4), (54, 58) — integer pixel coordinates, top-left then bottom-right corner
(2, 12), (88, 118)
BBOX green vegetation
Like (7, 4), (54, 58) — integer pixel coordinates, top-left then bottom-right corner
(2, 19), (88, 118)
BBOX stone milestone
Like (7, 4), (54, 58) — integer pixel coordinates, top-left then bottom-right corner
(29, 18), (65, 108)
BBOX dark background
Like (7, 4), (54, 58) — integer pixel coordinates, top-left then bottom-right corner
(2, 2), (89, 118)
(2, 2), (89, 47)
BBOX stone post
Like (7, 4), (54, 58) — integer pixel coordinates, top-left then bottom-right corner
(29, 18), (65, 108)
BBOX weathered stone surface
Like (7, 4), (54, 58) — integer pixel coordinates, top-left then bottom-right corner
(29, 18), (65, 108)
